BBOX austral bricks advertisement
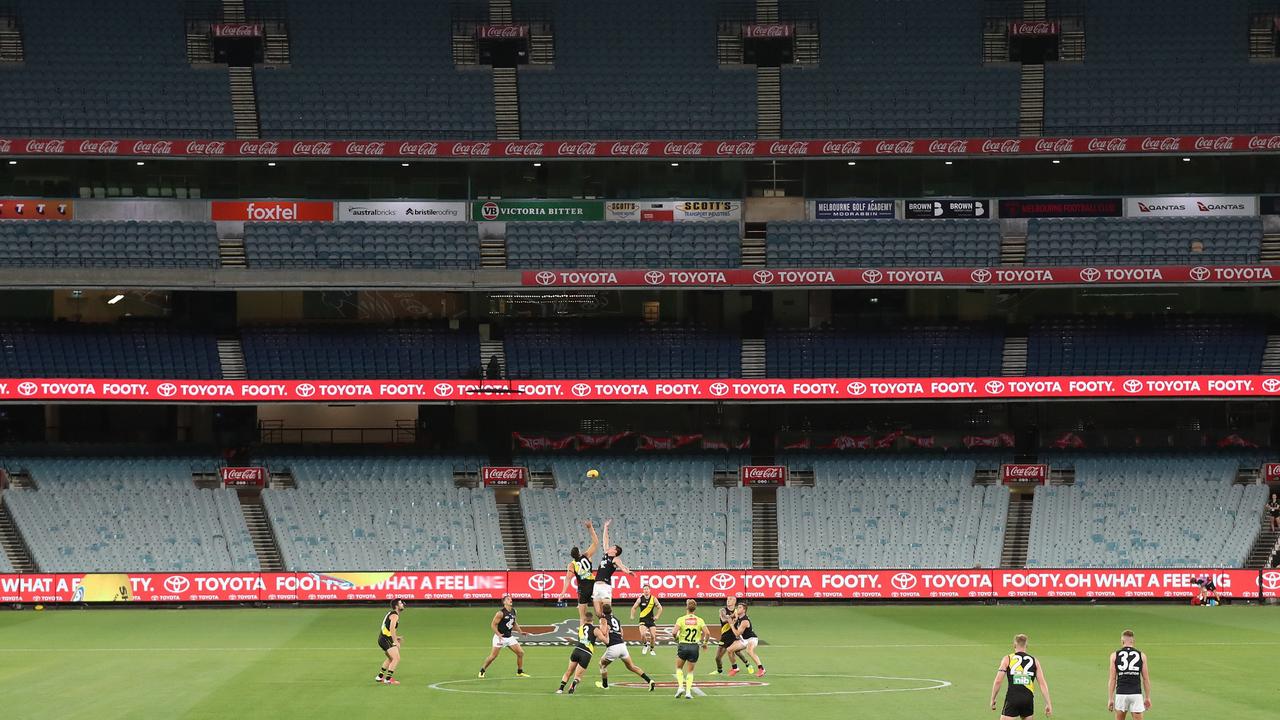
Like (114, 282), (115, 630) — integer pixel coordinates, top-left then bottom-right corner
(0, 569), (1267, 602)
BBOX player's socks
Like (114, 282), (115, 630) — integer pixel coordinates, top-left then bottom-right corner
(684, 672), (694, 693)
(478, 667), (486, 678)
(559, 681), (566, 691)
(601, 675), (609, 688)
(568, 679), (578, 694)
(376, 670), (385, 681)
(675, 669), (685, 687)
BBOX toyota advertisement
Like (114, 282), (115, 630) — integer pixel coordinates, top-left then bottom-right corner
(3, 569), (1271, 602)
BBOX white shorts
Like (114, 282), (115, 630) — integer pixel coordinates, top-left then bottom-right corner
(601, 643), (630, 662)
(741, 637), (759, 650)
(1114, 694), (1145, 713)
(492, 635), (520, 649)
(592, 583), (613, 603)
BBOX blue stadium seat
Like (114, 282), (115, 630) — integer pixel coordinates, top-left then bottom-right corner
(1027, 316), (1266, 375)
(241, 324), (481, 379)
(767, 323), (1004, 378)
(242, 222), (480, 269)
(504, 320), (740, 379)
(505, 221), (739, 269)
(0, 221), (219, 269)
(1026, 218), (1261, 266)
(766, 220), (1001, 267)
(0, 322), (221, 378)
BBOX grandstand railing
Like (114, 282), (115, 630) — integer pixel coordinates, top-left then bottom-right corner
(257, 421), (417, 445)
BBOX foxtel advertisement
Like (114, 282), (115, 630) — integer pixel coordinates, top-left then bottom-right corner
(2, 569), (1272, 602)
(2, 376), (1280, 402)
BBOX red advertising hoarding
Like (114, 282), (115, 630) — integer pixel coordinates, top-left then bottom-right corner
(740, 465), (788, 486)
(482, 466), (528, 487)
(210, 23), (263, 38)
(210, 200), (334, 222)
(220, 466), (266, 488)
(0, 199), (72, 220)
(1001, 464), (1048, 485)
(3, 135), (1280, 160)
(1264, 462), (1280, 482)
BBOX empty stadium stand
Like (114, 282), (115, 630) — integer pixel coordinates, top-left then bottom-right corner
(505, 221), (740, 269)
(242, 222), (480, 269)
(518, 0), (755, 139)
(766, 220), (1002, 267)
(240, 324), (481, 380)
(766, 323), (1004, 378)
(781, 0), (1019, 137)
(519, 454), (752, 570)
(1027, 316), (1266, 376)
(504, 320), (740, 379)
(1025, 218), (1262, 266)
(0, 221), (219, 269)
(260, 455), (504, 570)
(0, 322), (222, 379)
(254, 0), (494, 139)
(776, 455), (1007, 568)
(2, 456), (257, 571)
(0, 0), (232, 137)
(1028, 454), (1267, 567)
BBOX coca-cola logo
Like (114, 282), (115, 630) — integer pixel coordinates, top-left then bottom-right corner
(927, 140), (968, 154)
(78, 140), (120, 154)
(767, 141), (808, 156)
(891, 573), (917, 590)
(874, 141), (916, 155)
(186, 140), (227, 156)
(292, 141), (334, 156)
(741, 466), (786, 480)
(709, 573), (737, 591)
(0, 139), (11, 153)
(644, 271), (666, 285)
(346, 142), (386, 156)
(1009, 20), (1059, 36)
(609, 141), (652, 156)
(714, 141), (755, 156)
(398, 141), (440, 156)
(164, 576), (190, 594)
(741, 23), (793, 38)
(1002, 464), (1048, 479)
(1140, 136), (1181, 152)
(483, 466), (528, 482)
(1193, 136), (1234, 151)
(555, 141), (598, 156)
(1032, 138), (1075, 153)
(505, 142), (545, 157)
(455, 142), (493, 157)
(221, 467), (265, 483)
(211, 23), (262, 37)
(131, 140), (174, 155)
(534, 271), (556, 285)
(527, 573), (555, 592)
(662, 141), (704, 156)
(25, 139), (66, 154)
(475, 24), (529, 39)
(1085, 137), (1128, 152)
(820, 140), (863, 155)
(1246, 136), (1280, 151)
(980, 139), (1021, 154)
(239, 141), (280, 156)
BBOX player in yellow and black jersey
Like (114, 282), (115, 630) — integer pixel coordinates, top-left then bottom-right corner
(990, 634), (1054, 719)
(630, 586), (663, 655)
(561, 520), (599, 625)
(557, 610), (598, 695)
(670, 600), (710, 700)
(375, 599), (405, 685)
(712, 595), (753, 675)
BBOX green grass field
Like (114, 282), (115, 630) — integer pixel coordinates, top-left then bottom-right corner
(1, 604), (1277, 719)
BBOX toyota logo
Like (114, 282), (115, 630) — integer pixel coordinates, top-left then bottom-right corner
(157, 383), (178, 397)
(846, 381), (867, 396)
(1123, 379), (1144, 393)
(296, 383), (316, 398)
(1080, 267), (1101, 283)
(1189, 266), (1211, 282)
(644, 271), (666, 285)
(861, 269), (883, 284)
(970, 268), (992, 284)
(17, 381), (37, 396)
(891, 572), (917, 591)
(528, 573), (555, 592)
(163, 576), (190, 594)
(752, 270), (775, 285)
(1262, 571), (1280, 591)
(1264, 378), (1280, 393)
(434, 383), (455, 397)
(709, 382), (730, 397)
(985, 380), (1005, 395)
(709, 573), (737, 591)
(571, 383), (592, 397)
(535, 271), (557, 285)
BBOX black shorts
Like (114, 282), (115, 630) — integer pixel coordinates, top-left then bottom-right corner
(569, 648), (593, 668)
(1002, 695), (1035, 718)
(639, 616), (656, 628)
(676, 644), (700, 662)
(720, 631), (736, 647)
(378, 634), (395, 652)
(576, 583), (593, 605)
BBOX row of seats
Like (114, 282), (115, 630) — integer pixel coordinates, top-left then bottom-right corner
(0, 322), (222, 379)
(1027, 316), (1267, 376)
(243, 223), (480, 270)
(0, 222), (219, 269)
(1025, 218), (1262, 266)
(241, 324), (481, 380)
(506, 222), (740, 269)
(766, 324), (1004, 378)
(505, 321), (741, 379)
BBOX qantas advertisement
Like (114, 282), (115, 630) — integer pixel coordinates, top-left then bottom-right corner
(0, 569), (1272, 602)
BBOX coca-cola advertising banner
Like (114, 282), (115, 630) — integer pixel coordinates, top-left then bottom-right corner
(210, 23), (263, 38)
(521, 264), (1280, 288)
(8, 569), (1260, 603)
(0, 375), (1279, 402)
(0, 199), (72, 220)
(740, 465), (788, 486)
(3, 135), (1280, 160)
(812, 199), (896, 220)
(998, 197), (1123, 218)
(603, 200), (742, 222)
(1008, 20), (1060, 37)
(1125, 195), (1258, 217)
(220, 466), (266, 488)
(904, 199), (989, 219)
(336, 201), (466, 222)
(210, 200), (334, 222)
(482, 466), (528, 487)
(1263, 462), (1280, 482)
(741, 23), (794, 39)
(1001, 463), (1049, 485)
(474, 24), (529, 39)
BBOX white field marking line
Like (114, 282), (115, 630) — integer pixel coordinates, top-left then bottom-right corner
(428, 674), (952, 698)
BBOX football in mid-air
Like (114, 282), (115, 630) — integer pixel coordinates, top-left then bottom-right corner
(586, 469), (600, 478)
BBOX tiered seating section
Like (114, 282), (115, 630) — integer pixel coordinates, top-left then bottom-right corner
(519, 0), (755, 139)
(505, 320), (740, 379)
(520, 455), (752, 570)
(1028, 454), (1266, 567)
(241, 325), (480, 380)
(1027, 316), (1266, 376)
(0, 221), (218, 269)
(255, 0), (493, 139)
(767, 220), (1002, 267)
(0, 0), (232, 137)
(0, 322), (221, 379)
(3, 457), (257, 571)
(776, 456), (1007, 568)
(242, 222), (479, 269)
(261, 456), (503, 570)
(1026, 218), (1262, 266)
(767, 324), (1003, 378)
(505, 222), (740, 269)
(781, 0), (1019, 137)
